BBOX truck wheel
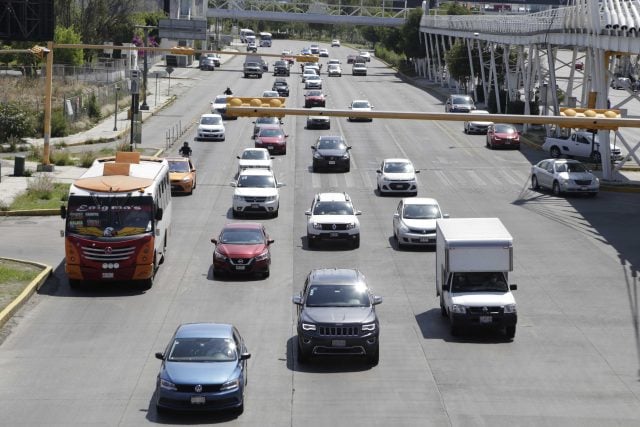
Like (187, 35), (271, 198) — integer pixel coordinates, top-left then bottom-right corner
(590, 151), (601, 163)
(366, 347), (379, 366)
(505, 325), (516, 339)
(450, 321), (461, 337)
(531, 175), (540, 190)
(550, 146), (561, 158)
(552, 181), (562, 196)
(352, 235), (360, 249)
(440, 295), (447, 317)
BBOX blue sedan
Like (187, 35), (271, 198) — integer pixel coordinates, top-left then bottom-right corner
(155, 323), (250, 414)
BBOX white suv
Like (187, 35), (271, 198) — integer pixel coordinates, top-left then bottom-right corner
(305, 192), (361, 249)
(231, 169), (285, 218)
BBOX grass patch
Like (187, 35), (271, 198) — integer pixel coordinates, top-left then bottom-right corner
(0, 259), (41, 313)
(10, 181), (70, 210)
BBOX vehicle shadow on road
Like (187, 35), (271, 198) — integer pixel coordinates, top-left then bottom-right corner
(284, 337), (373, 373)
(415, 309), (513, 344)
(386, 237), (436, 252)
(145, 389), (239, 424)
(206, 265), (268, 282)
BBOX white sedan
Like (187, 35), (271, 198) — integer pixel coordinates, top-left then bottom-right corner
(531, 158), (599, 197)
(348, 99), (373, 122)
(376, 158), (419, 196)
(463, 110), (493, 134)
(393, 198), (448, 249)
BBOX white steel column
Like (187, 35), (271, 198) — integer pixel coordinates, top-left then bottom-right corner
(423, 32), (432, 80)
(467, 38), (478, 102)
(477, 38), (488, 106)
(489, 43), (501, 113)
(596, 48), (612, 179)
(434, 34), (444, 86)
(546, 44), (560, 115)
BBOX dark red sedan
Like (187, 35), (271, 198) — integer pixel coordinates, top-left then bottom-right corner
(486, 123), (520, 150)
(211, 222), (274, 279)
(254, 125), (288, 155)
(304, 90), (326, 108)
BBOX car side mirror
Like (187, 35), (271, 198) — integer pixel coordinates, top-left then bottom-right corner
(155, 352), (165, 360)
(376, 169), (381, 174)
(267, 239), (275, 245)
(230, 182), (237, 187)
(443, 214), (450, 218)
(285, 134), (289, 138)
(393, 213), (399, 218)
(277, 182), (285, 188)
(355, 210), (362, 216)
(211, 238), (217, 244)
(240, 352), (251, 360)
(510, 284), (518, 291)
(372, 295), (383, 305)
(292, 295), (303, 305)
(415, 170), (421, 174)
(305, 210), (311, 216)
(155, 208), (163, 221)
(236, 155), (241, 159)
(347, 146), (352, 150)
(311, 146), (316, 150)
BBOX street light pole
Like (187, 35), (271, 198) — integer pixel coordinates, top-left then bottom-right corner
(140, 27), (150, 111)
(113, 84), (120, 131)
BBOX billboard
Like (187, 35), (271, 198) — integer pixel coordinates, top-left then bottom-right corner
(0, 0), (55, 41)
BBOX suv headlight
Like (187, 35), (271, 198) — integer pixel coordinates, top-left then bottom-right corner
(265, 195), (277, 202)
(301, 323), (316, 331)
(255, 250), (269, 262)
(503, 304), (517, 314)
(313, 152), (322, 159)
(220, 378), (240, 391)
(341, 153), (350, 159)
(233, 195), (243, 201)
(398, 221), (409, 232)
(345, 222), (357, 229)
(362, 323), (376, 331)
(181, 176), (192, 182)
(159, 378), (177, 391)
(312, 221), (322, 230)
(214, 250), (227, 261)
(451, 304), (466, 314)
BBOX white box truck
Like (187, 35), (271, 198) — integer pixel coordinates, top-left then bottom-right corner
(436, 218), (518, 339)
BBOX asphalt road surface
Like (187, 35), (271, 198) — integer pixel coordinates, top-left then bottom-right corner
(1, 40), (640, 426)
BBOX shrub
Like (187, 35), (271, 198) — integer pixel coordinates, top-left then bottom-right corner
(50, 109), (69, 137)
(50, 149), (74, 166)
(86, 92), (101, 120)
(78, 150), (96, 168)
(27, 173), (55, 199)
(27, 144), (43, 161)
(0, 101), (36, 143)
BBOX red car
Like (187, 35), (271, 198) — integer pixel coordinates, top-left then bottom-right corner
(486, 123), (520, 150)
(255, 125), (288, 155)
(575, 61), (584, 71)
(211, 222), (274, 279)
(304, 90), (326, 108)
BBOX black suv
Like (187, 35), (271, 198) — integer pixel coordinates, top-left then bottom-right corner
(273, 60), (290, 76)
(272, 78), (290, 97)
(293, 268), (382, 365)
(311, 135), (352, 172)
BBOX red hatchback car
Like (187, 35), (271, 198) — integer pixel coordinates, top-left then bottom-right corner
(486, 123), (520, 150)
(255, 125), (288, 155)
(304, 90), (326, 108)
(211, 222), (274, 279)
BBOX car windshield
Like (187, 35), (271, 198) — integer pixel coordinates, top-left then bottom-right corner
(263, 92), (278, 97)
(403, 204), (441, 219)
(214, 96), (227, 104)
(306, 91), (322, 97)
(201, 116), (222, 125)
(242, 150), (268, 160)
(168, 160), (190, 173)
(219, 229), (265, 244)
(167, 337), (237, 362)
(237, 175), (276, 188)
(258, 128), (283, 137)
(352, 101), (370, 109)
(494, 124), (516, 134)
(317, 139), (345, 150)
(305, 284), (370, 307)
(256, 117), (279, 125)
(453, 96), (472, 104)
(384, 162), (413, 173)
(307, 76), (320, 81)
(312, 201), (354, 215)
(557, 162), (588, 173)
(450, 273), (508, 293)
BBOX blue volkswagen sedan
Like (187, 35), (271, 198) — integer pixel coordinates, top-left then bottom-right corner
(155, 323), (250, 414)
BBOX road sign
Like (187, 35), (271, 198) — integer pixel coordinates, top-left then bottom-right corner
(159, 19), (207, 40)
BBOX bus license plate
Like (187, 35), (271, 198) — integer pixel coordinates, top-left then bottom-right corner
(332, 340), (346, 347)
(328, 161), (336, 165)
(236, 265), (245, 271)
(191, 396), (206, 405)
(479, 316), (492, 324)
(102, 272), (114, 279)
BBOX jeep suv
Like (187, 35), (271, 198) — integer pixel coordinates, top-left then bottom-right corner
(243, 61), (263, 78)
(293, 268), (382, 365)
(273, 60), (290, 76)
(305, 192), (361, 248)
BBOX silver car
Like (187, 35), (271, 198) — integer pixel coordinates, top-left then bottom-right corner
(393, 198), (448, 249)
(531, 159), (599, 197)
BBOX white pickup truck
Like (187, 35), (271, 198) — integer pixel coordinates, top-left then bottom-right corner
(542, 131), (622, 163)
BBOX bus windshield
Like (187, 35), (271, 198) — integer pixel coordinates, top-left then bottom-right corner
(66, 196), (154, 238)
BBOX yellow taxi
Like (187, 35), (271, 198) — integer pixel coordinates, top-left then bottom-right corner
(167, 157), (196, 194)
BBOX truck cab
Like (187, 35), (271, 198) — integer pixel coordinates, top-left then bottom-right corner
(542, 130), (622, 163)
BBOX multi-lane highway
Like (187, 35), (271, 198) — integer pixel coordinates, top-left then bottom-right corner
(1, 40), (640, 426)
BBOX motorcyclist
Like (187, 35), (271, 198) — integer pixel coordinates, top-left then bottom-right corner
(179, 141), (192, 157)
(224, 87), (233, 95)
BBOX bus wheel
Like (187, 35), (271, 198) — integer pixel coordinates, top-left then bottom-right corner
(69, 279), (83, 290)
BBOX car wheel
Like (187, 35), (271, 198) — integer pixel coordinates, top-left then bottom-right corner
(489, 140), (494, 149)
(440, 295), (447, 317)
(262, 269), (270, 279)
(450, 320), (461, 337)
(550, 146), (561, 158)
(297, 341), (310, 363)
(366, 347), (379, 366)
(272, 209), (279, 218)
(588, 192), (598, 198)
(312, 164), (318, 172)
(531, 175), (540, 190)
(68, 279), (83, 290)
(307, 235), (316, 249)
(156, 404), (167, 415)
(505, 325), (516, 339)
(486, 137), (490, 147)
(232, 209), (241, 218)
(244, 74), (248, 78)
(464, 125), (468, 133)
(352, 235), (360, 249)
(591, 151), (602, 163)
(345, 164), (350, 172)
(552, 181), (562, 196)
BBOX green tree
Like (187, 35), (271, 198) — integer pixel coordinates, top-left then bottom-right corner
(400, 8), (425, 59)
(0, 102), (36, 143)
(446, 2), (472, 15)
(54, 26), (83, 66)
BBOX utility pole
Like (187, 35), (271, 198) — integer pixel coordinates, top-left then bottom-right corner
(136, 25), (155, 111)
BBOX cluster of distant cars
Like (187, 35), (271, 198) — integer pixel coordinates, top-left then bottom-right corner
(446, 94), (605, 197)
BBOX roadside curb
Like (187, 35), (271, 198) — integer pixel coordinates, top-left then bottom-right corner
(0, 258), (52, 329)
(1, 208), (60, 217)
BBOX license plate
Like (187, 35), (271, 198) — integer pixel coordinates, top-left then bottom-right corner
(102, 272), (114, 279)
(251, 204), (259, 208)
(479, 316), (492, 324)
(393, 184), (403, 189)
(267, 146), (274, 150)
(236, 265), (245, 271)
(332, 339), (346, 347)
(328, 161), (336, 165)
(329, 232), (338, 237)
(419, 237), (433, 243)
(191, 396), (205, 405)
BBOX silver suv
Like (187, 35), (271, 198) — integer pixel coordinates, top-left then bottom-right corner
(293, 268), (382, 365)
(305, 192), (361, 249)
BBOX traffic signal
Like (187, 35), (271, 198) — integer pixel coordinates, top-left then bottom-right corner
(225, 97), (287, 117)
(170, 47), (194, 55)
(560, 107), (621, 130)
(295, 55), (319, 63)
